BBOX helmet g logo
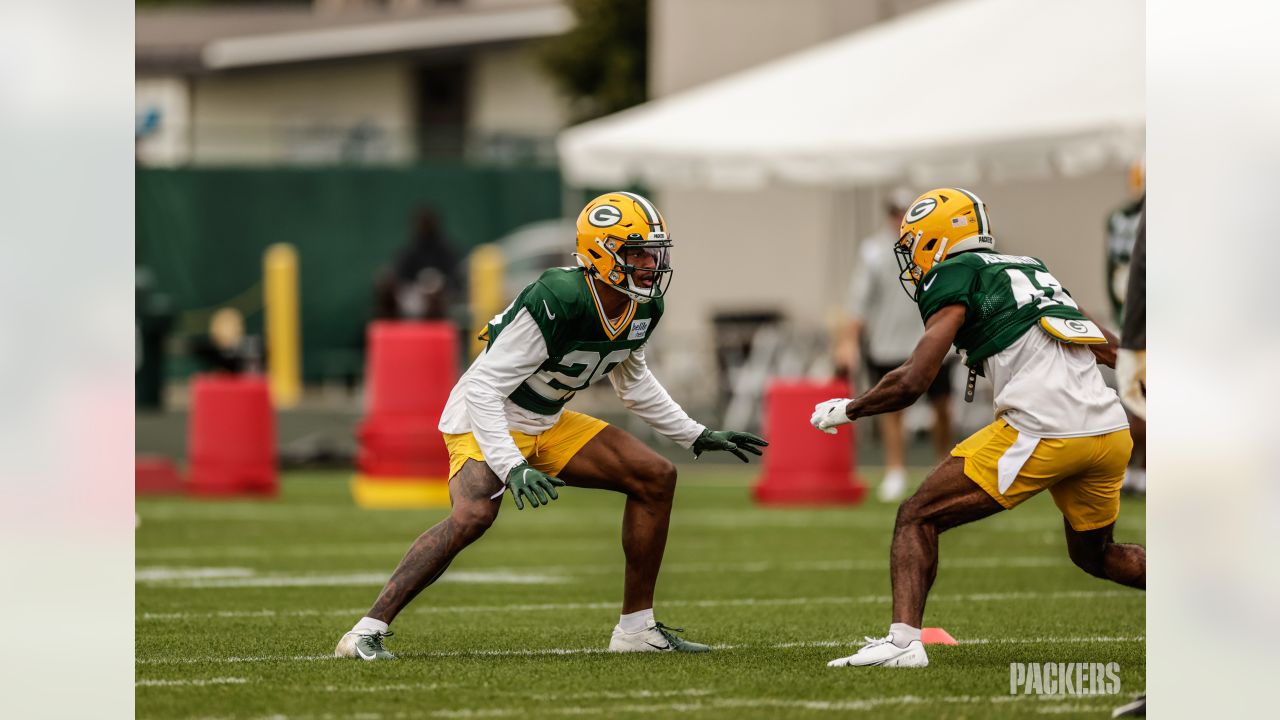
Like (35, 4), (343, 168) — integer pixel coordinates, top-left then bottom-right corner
(588, 205), (623, 228)
(904, 198), (937, 223)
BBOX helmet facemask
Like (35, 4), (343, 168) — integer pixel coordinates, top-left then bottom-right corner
(583, 231), (673, 303)
(895, 230), (925, 302)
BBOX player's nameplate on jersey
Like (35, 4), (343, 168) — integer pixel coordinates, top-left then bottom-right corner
(1038, 316), (1107, 345)
(627, 318), (651, 340)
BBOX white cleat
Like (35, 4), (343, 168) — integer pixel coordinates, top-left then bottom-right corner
(334, 630), (396, 661)
(827, 634), (928, 668)
(608, 622), (710, 653)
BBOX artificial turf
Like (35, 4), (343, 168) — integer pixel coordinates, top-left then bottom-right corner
(136, 467), (1144, 718)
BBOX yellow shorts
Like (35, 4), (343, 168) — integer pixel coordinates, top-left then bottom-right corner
(952, 418), (1133, 531)
(442, 410), (609, 481)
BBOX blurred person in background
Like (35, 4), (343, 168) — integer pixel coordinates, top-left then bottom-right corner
(374, 206), (458, 320)
(1112, 192), (1145, 719)
(837, 189), (955, 502)
(336, 192), (767, 661)
(1105, 164), (1146, 495)
(812, 188), (1144, 669)
(189, 307), (261, 375)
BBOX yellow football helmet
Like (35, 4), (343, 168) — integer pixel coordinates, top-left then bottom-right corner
(574, 191), (673, 302)
(894, 187), (995, 300)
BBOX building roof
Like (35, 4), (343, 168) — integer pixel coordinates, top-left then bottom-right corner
(137, 1), (573, 74)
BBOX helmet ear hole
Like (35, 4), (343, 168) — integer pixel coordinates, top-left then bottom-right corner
(588, 248), (603, 260)
(923, 238), (938, 252)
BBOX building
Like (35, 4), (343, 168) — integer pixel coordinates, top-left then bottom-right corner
(136, 0), (576, 166)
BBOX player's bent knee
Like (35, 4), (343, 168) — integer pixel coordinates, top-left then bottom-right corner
(895, 496), (929, 528)
(451, 501), (499, 543)
(1067, 543), (1108, 579)
(634, 456), (677, 504)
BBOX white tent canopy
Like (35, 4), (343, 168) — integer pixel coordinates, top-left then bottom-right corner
(558, 0), (1144, 190)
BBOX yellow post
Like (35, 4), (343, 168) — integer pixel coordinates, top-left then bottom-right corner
(264, 243), (301, 408)
(469, 243), (505, 359)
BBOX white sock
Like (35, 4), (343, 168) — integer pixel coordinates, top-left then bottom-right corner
(619, 608), (655, 634)
(352, 617), (389, 635)
(889, 622), (921, 648)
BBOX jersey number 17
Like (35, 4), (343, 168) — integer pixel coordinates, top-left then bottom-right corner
(1006, 269), (1079, 310)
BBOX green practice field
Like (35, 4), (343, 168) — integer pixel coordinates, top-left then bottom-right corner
(136, 467), (1145, 719)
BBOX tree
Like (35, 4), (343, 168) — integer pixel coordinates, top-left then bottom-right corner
(539, 0), (648, 124)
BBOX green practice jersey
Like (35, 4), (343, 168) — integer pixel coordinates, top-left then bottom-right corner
(482, 267), (663, 415)
(916, 251), (1090, 368)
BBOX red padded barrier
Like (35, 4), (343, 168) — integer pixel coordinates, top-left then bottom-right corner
(752, 379), (866, 505)
(186, 374), (277, 496)
(355, 321), (457, 484)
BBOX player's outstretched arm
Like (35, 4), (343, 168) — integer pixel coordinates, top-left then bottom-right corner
(607, 348), (768, 463)
(811, 304), (964, 433)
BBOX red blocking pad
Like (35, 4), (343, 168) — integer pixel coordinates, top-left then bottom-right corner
(922, 627), (958, 645)
(752, 379), (867, 505)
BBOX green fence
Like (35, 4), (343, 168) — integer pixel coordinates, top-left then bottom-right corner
(136, 164), (564, 383)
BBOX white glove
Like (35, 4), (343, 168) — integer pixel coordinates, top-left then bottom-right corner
(1115, 349), (1146, 420)
(810, 398), (853, 434)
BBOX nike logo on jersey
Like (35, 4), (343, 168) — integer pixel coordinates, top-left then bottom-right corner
(542, 300), (556, 320)
(922, 275), (938, 292)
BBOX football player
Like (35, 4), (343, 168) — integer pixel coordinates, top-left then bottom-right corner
(337, 191), (767, 660)
(811, 188), (1145, 668)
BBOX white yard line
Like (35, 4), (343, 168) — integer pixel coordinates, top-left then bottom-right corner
(315, 683), (455, 693)
(135, 567), (257, 581)
(136, 633), (1142, 665)
(135, 677), (248, 687)
(962, 635), (1145, 645)
(136, 505), (1141, 533)
(430, 694), (1120, 718)
(168, 693), (1123, 720)
(530, 689), (714, 702)
(139, 588), (1137, 622)
(139, 570), (568, 589)
(136, 555), (1073, 590)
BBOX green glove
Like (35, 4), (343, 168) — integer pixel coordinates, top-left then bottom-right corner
(505, 462), (566, 510)
(692, 428), (769, 463)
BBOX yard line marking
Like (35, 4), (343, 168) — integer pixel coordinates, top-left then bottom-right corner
(135, 677), (248, 687)
(137, 543), (412, 561)
(135, 555), (1073, 589)
(961, 635), (1145, 645)
(136, 634), (1142, 665)
(138, 570), (568, 589)
(136, 504), (1141, 533)
(137, 654), (334, 665)
(138, 589), (1138, 621)
(135, 567), (257, 581)
(316, 682), (455, 693)
(427, 694), (1119, 718)
(531, 689), (714, 702)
